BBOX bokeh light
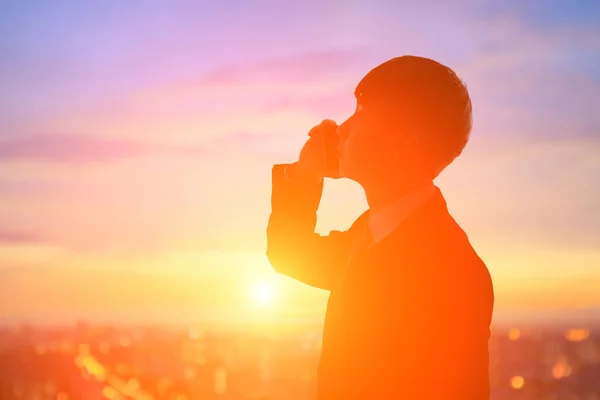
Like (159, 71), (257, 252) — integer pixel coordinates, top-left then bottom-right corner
(510, 376), (525, 389)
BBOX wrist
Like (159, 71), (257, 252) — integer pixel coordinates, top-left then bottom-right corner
(285, 163), (323, 184)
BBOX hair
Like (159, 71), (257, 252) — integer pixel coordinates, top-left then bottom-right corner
(354, 55), (473, 179)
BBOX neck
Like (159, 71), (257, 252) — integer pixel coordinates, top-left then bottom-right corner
(362, 176), (432, 213)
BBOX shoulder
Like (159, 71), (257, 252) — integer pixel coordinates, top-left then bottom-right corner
(404, 198), (494, 301)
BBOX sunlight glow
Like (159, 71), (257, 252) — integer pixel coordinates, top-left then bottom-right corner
(252, 282), (275, 306)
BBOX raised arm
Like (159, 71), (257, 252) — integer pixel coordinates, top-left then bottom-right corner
(266, 163), (367, 291)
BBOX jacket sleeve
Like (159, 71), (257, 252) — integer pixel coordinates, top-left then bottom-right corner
(266, 163), (361, 291)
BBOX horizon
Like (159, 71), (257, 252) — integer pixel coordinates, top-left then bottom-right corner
(3, 305), (600, 330)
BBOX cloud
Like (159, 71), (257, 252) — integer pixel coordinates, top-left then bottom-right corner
(0, 178), (64, 196)
(194, 48), (373, 86)
(0, 131), (309, 164)
(444, 14), (600, 143)
(38, 49), (371, 145)
(260, 90), (354, 118)
(0, 134), (213, 164)
(0, 231), (52, 246)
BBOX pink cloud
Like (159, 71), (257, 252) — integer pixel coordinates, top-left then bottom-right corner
(260, 90), (353, 117)
(0, 178), (63, 196)
(190, 47), (373, 87)
(0, 134), (213, 163)
(0, 231), (52, 246)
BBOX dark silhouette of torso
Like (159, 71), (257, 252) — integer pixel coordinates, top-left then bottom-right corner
(267, 164), (494, 399)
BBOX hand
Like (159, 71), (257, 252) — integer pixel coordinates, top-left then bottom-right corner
(291, 119), (340, 182)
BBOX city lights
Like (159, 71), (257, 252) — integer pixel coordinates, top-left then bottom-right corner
(1, 324), (599, 399)
(508, 328), (520, 340)
(565, 328), (590, 342)
(510, 376), (525, 389)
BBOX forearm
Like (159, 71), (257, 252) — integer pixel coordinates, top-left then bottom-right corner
(266, 164), (351, 290)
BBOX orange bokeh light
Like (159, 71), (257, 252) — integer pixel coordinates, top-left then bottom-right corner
(510, 376), (525, 389)
(564, 328), (590, 342)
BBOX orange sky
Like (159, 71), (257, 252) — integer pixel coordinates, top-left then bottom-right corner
(1, 1), (599, 326)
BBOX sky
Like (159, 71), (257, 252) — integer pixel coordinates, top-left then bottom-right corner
(0, 0), (599, 326)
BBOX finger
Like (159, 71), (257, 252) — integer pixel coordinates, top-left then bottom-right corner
(309, 119), (338, 137)
(321, 119), (338, 127)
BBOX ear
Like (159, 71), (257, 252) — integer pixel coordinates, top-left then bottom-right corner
(403, 132), (423, 161)
(388, 132), (420, 166)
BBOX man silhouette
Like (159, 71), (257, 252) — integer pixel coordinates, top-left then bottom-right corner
(266, 55), (494, 399)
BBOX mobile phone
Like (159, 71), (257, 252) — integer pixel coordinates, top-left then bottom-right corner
(322, 126), (339, 177)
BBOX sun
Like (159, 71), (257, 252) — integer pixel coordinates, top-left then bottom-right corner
(251, 281), (275, 306)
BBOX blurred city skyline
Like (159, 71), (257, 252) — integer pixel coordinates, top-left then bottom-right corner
(1, 0), (599, 325)
(1, 322), (600, 399)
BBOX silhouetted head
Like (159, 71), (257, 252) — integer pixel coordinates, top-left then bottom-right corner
(337, 55), (472, 189)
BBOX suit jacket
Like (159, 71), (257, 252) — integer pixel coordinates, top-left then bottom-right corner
(266, 164), (494, 399)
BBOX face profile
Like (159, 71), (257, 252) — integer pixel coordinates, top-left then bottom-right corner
(336, 100), (400, 185)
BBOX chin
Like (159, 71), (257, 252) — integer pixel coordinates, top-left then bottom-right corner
(338, 166), (358, 183)
(338, 162), (349, 179)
